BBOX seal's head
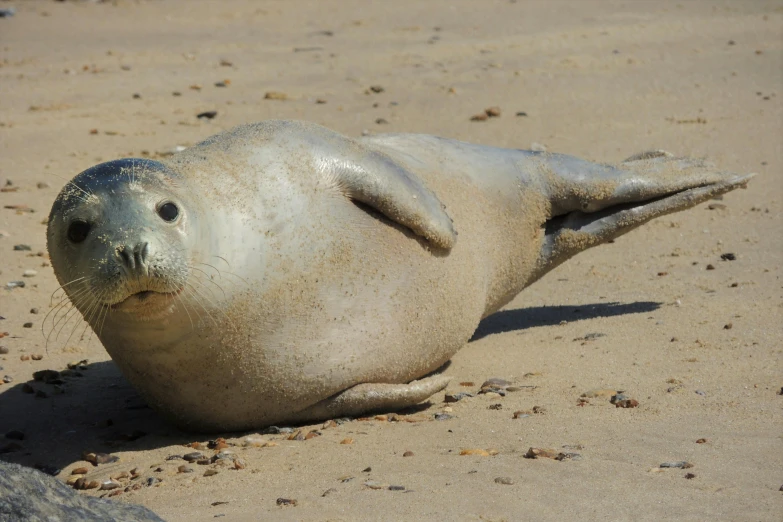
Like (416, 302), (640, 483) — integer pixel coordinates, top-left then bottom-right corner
(47, 158), (196, 323)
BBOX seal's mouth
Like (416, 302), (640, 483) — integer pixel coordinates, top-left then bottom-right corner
(111, 288), (183, 310)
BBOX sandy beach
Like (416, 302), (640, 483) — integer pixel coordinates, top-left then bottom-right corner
(1, 1), (781, 520)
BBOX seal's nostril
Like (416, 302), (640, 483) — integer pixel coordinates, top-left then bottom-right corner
(117, 246), (134, 269)
(137, 242), (150, 265)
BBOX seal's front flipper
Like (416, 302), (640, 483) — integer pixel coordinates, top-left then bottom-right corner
(319, 149), (456, 249)
(290, 375), (451, 423)
(534, 151), (755, 280)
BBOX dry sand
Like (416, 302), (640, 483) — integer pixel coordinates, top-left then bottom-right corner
(1, 0), (781, 520)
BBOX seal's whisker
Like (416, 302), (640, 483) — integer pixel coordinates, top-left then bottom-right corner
(46, 285), (94, 341)
(197, 261), (249, 287)
(187, 271), (229, 309)
(168, 274), (197, 330)
(55, 297), (91, 345)
(66, 291), (100, 342)
(188, 266), (228, 299)
(182, 281), (221, 327)
(49, 276), (89, 306)
(49, 171), (94, 204)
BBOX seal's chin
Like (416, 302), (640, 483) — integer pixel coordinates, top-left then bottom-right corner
(111, 289), (183, 320)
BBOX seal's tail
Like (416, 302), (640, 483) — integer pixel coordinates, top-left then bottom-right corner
(534, 150), (755, 280)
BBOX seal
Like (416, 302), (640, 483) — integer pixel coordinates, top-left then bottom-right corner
(46, 120), (753, 432)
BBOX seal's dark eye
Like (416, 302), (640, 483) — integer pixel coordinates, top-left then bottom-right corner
(67, 220), (90, 243)
(158, 202), (179, 222)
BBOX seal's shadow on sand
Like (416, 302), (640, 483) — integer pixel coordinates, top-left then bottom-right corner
(0, 301), (659, 474)
(470, 301), (660, 341)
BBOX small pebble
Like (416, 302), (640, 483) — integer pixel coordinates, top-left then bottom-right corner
(197, 111), (218, 120)
(369, 85), (384, 93)
(100, 480), (121, 491)
(695, 390), (706, 396)
(364, 481), (384, 490)
(287, 430), (305, 441)
(610, 393), (629, 404)
(485, 106), (501, 117)
(696, 438), (707, 444)
(524, 448), (559, 460)
(30, 308), (39, 314)
(614, 399), (639, 408)
(145, 477), (161, 487)
(459, 449), (496, 457)
(71, 466), (88, 475)
(183, 452), (204, 462)
(203, 469), (219, 477)
(434, 413), (453, 421)
(660, 461), (693, 469)
(340, 438), (354, 445)
(724, 323), (733, 330)
(470, 113), (488, 122)
(403, 451), (414, 457)
(264, 91), (288, 100)
(23, 270), (37, 277)
(684, 473), (696, 479)
(2, 376), (12, 384)
(178, 465), (193, 473)
(494, 476), (515, 485)
(276, 498), (297, 506)
(706, 264), (715, 270)
(516, 111), (528, 117)
(388, 485), (405, 491)
(444, 392), (473, 403)
(13, 245), (31, 251)
(31, 354), (43, 360)
(720, 253), (736, 261)
(582, 389), (618, 398)
(7, 281), (25, 289)
(23, 323), (33, 328)
(0, 346), (8, 354)
(233, 458), (246, 470)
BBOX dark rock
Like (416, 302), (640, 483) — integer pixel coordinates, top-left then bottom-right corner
(660, 461), (693, 469)
(0, 460), (164, 522)
(444, 392), (473, 403)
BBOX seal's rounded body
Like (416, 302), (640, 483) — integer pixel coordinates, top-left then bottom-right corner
(47, 120), (751, 431)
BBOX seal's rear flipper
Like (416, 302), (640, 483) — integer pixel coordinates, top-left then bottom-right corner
(289, 375), (451, 423)
(534, 151), (755, 280)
